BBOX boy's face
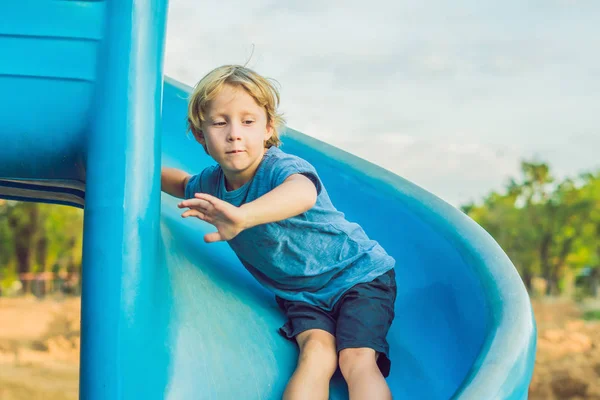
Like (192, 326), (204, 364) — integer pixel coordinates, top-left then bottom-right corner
(197, 84), (273, 179)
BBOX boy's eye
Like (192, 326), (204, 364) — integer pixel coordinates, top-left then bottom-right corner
(213, 122), (226, 126)
(244, 120), (255, 125)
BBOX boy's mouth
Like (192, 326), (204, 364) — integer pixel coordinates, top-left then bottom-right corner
(226, 150), (245, 154)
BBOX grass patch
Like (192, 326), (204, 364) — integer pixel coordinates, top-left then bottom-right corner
(582, 310), (600, 321)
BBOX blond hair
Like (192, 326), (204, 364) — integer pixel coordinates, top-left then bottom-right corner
(187, 65), (285, 151)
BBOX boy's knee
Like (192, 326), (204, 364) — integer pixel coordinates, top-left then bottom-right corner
(297, 331), (337, 374)
(338, 348), (377, 378)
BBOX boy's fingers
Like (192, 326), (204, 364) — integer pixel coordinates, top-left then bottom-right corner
(195, 192), (213, 199)
(178, 199), (202, 208)
(178, 198), (210, 209)
(194, 192), (220, 205)
(180, 209), (195, 218)
(204, 232), (222, 243)
(181, 209), (204, 219)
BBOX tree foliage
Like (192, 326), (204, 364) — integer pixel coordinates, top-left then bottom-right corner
(462, 162), (599, 295)
(0, 200), (83, 289)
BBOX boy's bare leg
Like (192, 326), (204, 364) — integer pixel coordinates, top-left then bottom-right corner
(283, 329), (337, 400)
(339, 348), (392, 400)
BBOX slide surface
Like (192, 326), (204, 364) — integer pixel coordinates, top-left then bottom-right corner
(0, 2), (536, 399)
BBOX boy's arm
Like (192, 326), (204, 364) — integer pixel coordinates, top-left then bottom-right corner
(241, 173), (318, 229)
(161, 167), (191, 199)
(182, 173), (317, 242)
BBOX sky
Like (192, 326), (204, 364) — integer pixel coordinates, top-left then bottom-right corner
(164, 0), (599, 206)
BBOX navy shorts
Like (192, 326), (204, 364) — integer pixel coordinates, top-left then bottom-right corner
(276, 268), (397, 377)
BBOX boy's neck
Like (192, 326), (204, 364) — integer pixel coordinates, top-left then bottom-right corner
(224, 173), (249, 191)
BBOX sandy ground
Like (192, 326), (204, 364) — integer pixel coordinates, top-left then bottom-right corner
(0, 296), (79, 400)
(1, 296), (599, 399)
(529, 298), (600, 400)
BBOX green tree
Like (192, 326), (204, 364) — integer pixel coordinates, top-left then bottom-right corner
(0, 200), (14, 270)
(0, 200), (83, 292)
(6, 202), (42, 285)
(574, 172), (600, 296)
(463, 161), (598, 296)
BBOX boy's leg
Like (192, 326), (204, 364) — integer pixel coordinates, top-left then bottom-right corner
(338, 348), (391, 400)
(335, 269), (397, 400)
(283, 329), (337, 400)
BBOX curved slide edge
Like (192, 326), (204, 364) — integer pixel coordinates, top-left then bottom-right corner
(0, 0), (536, 396)
(281, 129), (538, 400)
(0, 77), (537, 398)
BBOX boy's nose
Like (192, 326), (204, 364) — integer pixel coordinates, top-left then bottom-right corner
(227, 123), (242, 141)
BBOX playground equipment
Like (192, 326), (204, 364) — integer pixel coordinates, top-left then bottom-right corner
(0, 1), (535, 399)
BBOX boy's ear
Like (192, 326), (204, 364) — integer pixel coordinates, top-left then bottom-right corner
(264, 123), (274, 141)
(192, 129), (206, 145)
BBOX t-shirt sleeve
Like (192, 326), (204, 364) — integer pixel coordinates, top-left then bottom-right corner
(184, 172), (202, 199)
(271, 156), (322, 195)
(185, 166), (220, 199)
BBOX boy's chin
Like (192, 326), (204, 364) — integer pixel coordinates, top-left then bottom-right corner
(221, 162), (249, 173)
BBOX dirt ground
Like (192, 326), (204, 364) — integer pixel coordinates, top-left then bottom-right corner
(529, 298), (600, 400)
(0, 296), (79, 400)
(0, 296), (599, 399)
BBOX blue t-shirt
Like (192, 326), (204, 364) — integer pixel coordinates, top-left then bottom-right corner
(185, 146), (395, 311)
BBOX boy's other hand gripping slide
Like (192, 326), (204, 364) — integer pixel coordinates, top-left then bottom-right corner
(178, 193), (247, 243)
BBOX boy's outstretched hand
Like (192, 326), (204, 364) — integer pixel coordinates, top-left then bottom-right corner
(178, 193), (247, 243)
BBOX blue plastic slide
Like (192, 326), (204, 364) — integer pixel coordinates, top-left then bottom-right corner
(0, 2), (536, 399)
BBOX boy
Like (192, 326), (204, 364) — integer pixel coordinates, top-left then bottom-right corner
(161, 65), (396, 400)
